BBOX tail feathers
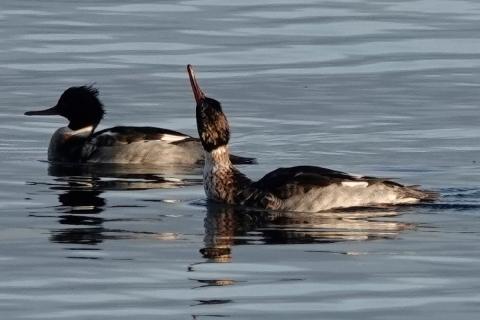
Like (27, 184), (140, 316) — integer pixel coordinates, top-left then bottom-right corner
(402, 185), (438, 202)
(229, 154), (257, 165)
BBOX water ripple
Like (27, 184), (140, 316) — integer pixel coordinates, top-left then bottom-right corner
(2, 0), (480, 319)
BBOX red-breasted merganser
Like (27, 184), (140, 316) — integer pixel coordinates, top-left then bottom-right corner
(25, 86), (255, 165)
(187, 65), (436, 212)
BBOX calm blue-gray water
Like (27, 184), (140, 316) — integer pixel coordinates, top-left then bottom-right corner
(1, 0), (479, 319)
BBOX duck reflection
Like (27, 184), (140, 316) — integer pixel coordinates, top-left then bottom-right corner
(52, 179), (106, 245)
(45, 163), (201, 247)
(201, 203), (414, 262)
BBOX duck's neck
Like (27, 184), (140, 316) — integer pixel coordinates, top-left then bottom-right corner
(205, 145), (232, 168)
(203, 145), (250, 204)
(48, 125), (94, 162)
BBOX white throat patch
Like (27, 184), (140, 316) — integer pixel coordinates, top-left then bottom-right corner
(206, 145), (230, 164)
(72, 125), (94, 137)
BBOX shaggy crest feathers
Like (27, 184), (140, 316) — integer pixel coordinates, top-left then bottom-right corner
(84, 85), (99, 97)
(57, 85), (105, 130)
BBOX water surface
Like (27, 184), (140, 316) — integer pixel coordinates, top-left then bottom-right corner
(1, 0), (479, 319)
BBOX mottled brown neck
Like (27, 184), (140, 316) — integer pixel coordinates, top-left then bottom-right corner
(203, 146), (253, 204)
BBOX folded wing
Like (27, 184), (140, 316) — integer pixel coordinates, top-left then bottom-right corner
(90, 126), (193, 146)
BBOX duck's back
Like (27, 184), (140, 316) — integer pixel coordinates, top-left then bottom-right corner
(84, 126), (203, 165)
(251, 166), (436, 212)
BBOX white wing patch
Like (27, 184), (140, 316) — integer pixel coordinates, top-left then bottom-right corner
(100, 131), (117, 137)
(341, 181), (369, 188)
(349, 174), (364, 179)
(395, 197), (419, 204)
(160, 134), (189, 143)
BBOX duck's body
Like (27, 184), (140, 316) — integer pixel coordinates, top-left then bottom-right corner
(84, 126), (204, 165)
(47, 125), (203, 165)
(187, 65), (436, 212)
(26, 86), (255, 165)
(202, 146), (434, 212)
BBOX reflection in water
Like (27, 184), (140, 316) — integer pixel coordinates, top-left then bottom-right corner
(53, 183), (106, 245)
(34, 163), (202, 248)
(201, 203), (414, 262)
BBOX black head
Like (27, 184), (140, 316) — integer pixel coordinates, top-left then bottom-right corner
(25, 85), (105, 130)
(187, 65), (230, 152)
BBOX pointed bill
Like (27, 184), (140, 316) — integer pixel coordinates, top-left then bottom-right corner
(187, 64), (205, 104)
(24, 105), (59, 116)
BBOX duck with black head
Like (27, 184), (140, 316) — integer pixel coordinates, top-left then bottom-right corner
(187, 64), (437, 212)
(25, 85), (256, 166)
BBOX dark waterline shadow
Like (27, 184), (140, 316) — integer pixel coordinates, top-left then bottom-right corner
(47, 161), (203, 188)
(415, 187), (480, 212)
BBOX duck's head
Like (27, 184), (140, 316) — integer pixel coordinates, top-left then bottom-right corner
(25, 86), (105, 131)
(187, 65), (230, 152)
